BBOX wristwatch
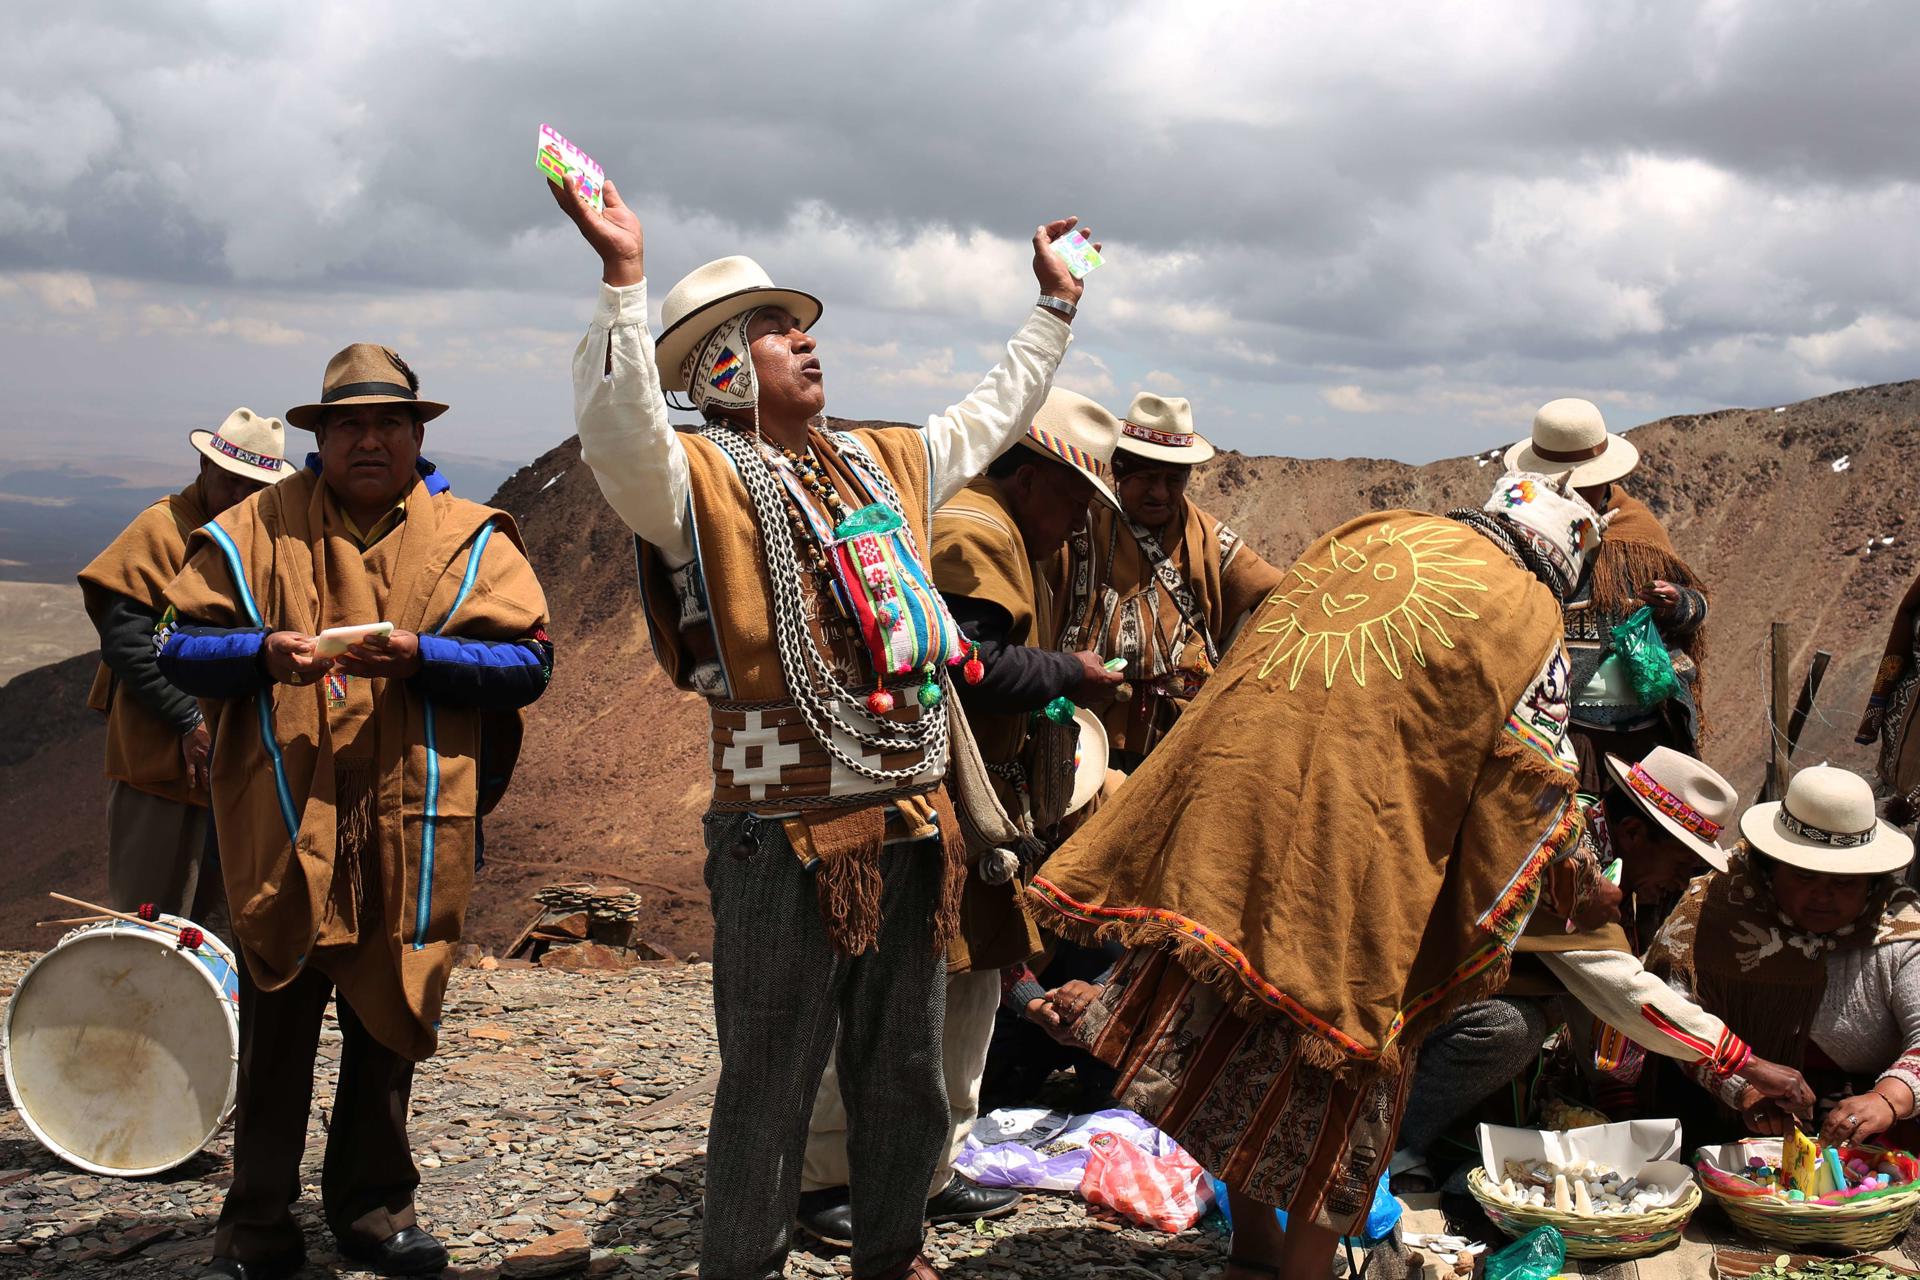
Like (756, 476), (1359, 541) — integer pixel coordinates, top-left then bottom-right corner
(1036, 294), (1077, 321)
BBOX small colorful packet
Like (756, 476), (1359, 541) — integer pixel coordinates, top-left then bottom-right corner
(537, 124), (604, 212)
(1052, 226), (1105, 279)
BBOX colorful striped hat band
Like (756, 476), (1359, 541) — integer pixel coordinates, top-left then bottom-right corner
(1026, 426), (1111, 478)
(1626, 764), (1723, 842)
(683, 307), (763, 413)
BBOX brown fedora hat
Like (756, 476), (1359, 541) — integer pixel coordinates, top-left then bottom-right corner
(285, 343), (449, 431)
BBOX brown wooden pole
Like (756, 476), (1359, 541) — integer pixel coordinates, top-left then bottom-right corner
(1764, 622), (1793, 801)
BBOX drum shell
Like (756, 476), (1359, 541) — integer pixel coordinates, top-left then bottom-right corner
(3, 914), (239, 1177)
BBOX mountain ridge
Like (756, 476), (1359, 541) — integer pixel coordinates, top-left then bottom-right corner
(3, 380), (1916, 958)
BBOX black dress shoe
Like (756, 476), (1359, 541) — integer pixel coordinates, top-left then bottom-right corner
(337, 1226), (449, 1276)
(198, 1250), (305, 1280)
(794, 1185), (855, 1249)
(924, 1175), (1022, 1224)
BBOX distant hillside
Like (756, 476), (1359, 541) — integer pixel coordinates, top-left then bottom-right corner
(2, 383), (1916, 957)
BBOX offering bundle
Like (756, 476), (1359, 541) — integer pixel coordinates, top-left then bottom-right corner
(1484, 1156), (1691, 1216)
(1697, 1137), (1920, 1250)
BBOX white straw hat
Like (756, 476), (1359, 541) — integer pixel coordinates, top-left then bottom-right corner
(1605, 747), (1739, 871)
(1066, 705), (1111, 818)
(1504, 398), (1640, 489)
(655, 256), (822, 393)
(1015, 387), (1122, 511)
(1740, 765), (1915, 876)
(1116, 391), (1215, 465)
(188, 408), (289, 485)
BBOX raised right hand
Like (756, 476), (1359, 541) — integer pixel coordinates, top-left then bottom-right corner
(550, 174), (645, 288)
(263, 631), (333, 687)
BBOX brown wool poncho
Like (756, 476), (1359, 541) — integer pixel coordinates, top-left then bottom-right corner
(165, 468), (547, 1061)
(1030, 509), (1586, 1070)
(78, 477), (214, 805)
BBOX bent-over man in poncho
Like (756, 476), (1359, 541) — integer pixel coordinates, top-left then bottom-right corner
(1027, 473), (1605, 1278)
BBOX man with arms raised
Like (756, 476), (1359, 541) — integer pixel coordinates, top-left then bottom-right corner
(554, 167), (1093, 1280)
(159, 347), (553, 1279)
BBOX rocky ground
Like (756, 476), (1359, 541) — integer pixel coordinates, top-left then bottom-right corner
(0, 954), (1386, 1280)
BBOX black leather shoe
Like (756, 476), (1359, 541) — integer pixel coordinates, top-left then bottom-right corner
(925, 1175), (1022, 1224)
(198, 1250), (305, 1280)
(794, 1185), (855, 1249)
(337, 1226), (449, 1276)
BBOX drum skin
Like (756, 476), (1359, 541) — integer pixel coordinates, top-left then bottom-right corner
(3, 917), (239, 1176)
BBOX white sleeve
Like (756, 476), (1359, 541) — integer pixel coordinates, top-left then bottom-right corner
(923, 308), (1073, 507)
(1542, 949), (1740, 1066)
(572, 280), (695, 568)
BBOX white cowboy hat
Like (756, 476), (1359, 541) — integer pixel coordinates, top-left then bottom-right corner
(1065, 705), (1111, 818)
(188, 408), (290, 485)
(655, 256), (823, 393)
(1605, 747), (1739, 871)
(1740, 765), (1915, 876)
(1116, 391), (1215, 465)
(1014, 387), (1121, 511)
(1504, 398), (1640, 489)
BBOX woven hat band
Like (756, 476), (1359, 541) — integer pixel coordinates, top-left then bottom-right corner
(1780, 806), (1875, 848)
(1627, 764), (1723, 842)
(1533, 440), (1609, 463)
(1027, 427), (1110, 479)
(1122, 420), (1195, 448)
(208, 436), (284, 472)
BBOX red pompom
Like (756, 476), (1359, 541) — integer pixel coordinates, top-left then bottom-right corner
(136, 903), (158, 922)
(963, 657), (985, 685)
(176, 927), (205, 950)
(865, 688), (897, 715)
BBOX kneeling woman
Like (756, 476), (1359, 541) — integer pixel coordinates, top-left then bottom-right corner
(1647, 766), (1920, 1147)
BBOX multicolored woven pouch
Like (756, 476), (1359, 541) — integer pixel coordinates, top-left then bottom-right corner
(826, 502), (966, 677)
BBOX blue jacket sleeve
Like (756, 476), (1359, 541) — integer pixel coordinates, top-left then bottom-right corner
(158, 624), (270, 699)
(413, 632), (553, 711)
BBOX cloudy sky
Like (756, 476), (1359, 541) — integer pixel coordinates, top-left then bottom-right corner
(3, 0), (1918, 486)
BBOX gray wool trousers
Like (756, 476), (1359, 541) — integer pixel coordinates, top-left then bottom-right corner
(699, 811), (949, 1280)
(1395, 996), (1553, 1165)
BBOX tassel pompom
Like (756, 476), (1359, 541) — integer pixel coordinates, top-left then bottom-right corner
(865, 687), (897, 715)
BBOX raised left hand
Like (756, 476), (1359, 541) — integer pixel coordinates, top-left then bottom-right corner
(1032, 217), (1099, 307)
(333, 628), (423, 679)
(1823, 1092), (1898, 1147)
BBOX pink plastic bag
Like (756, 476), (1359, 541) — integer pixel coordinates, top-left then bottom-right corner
(1077, 1130), (1216, 1233)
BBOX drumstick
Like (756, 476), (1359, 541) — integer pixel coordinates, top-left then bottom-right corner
(35, 915), (112, 927)
(45, 892), (187, 938)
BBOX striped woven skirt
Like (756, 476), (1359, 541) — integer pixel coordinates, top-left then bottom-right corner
(1079, 946), (1416, 1234)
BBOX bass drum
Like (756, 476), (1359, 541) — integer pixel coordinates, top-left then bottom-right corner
(3, 914), (240, 1176)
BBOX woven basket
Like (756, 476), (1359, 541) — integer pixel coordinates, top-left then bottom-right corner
(1468, 1166), (1700, 1259)
(1702, 1177), (1920, 1251)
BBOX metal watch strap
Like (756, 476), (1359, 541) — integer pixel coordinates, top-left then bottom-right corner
(1035, 295), (1077, 320)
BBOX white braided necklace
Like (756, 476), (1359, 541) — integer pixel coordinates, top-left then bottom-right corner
(700, 423), (949, 782)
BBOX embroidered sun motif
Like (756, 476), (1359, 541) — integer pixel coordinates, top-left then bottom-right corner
(1255, 519), (1489, 689)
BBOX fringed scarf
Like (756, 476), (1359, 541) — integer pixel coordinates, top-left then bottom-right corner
(1645, 846), (1920, 1072)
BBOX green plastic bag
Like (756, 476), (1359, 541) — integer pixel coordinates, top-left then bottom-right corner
(1485, 1225), (1566, 1280)
(1609, 605), (1682, 704)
